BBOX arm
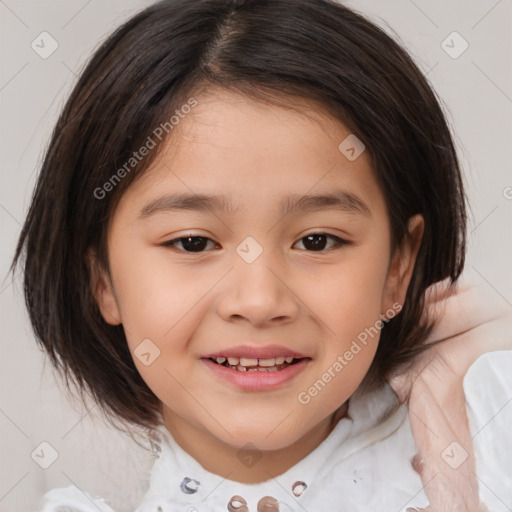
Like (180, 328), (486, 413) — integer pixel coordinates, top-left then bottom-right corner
(388, 275), (512, 512)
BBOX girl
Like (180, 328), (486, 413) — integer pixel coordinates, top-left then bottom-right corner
(11, 0), (511, 510)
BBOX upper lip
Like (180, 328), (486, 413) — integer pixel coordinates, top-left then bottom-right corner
(202, 344), (309, 360)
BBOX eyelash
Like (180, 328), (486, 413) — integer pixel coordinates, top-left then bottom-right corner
(160, 233), (350, 254)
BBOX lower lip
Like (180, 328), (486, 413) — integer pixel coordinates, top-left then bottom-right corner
(201, 358), (310, 391)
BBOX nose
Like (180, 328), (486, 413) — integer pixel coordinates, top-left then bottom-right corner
(216, 251), (299, 328)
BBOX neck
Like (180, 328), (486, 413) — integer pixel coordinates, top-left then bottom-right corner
(161, 403), (348, 484)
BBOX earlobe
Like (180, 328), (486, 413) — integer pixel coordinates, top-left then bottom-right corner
(85, 248), (122, 325)
(382, 214), (424, 314)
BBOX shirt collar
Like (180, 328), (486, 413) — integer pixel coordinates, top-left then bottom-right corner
(137, 383), (403, 511)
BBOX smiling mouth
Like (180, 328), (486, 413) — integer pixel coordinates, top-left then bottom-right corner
(207, 356), (307, 372)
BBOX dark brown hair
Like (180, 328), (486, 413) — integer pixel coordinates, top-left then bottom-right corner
(12, 0), (466, 439)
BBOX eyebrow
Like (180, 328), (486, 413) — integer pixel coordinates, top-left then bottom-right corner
(138, 190), (371, 219)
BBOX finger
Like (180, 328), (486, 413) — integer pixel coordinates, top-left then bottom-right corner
(387, 352), (438, 403)
(387, 372), (410, 403)
(424, 276), (511, 344)
(424, 276), (458, 305)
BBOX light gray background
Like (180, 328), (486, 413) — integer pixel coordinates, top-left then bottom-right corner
(1, 1), (511, 511)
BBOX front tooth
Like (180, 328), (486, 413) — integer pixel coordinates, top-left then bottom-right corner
(285, 356), (294, 363)
(236, 365), (247, 372)
(227, 357), (240, 365)
(258, 358), (276, 367)
(240, 357), (258, 367)
(216, 357), (226, 364)
(275, 357), (285, 365)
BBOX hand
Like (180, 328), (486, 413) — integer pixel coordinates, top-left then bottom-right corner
(388, 276), (512, 512)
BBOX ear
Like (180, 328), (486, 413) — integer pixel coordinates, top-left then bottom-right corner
(381, 214), (424, 316)
(85, 248), (122, 325)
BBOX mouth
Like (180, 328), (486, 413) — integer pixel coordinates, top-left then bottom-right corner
(206, 355), (307, 372)
(200, 344), (311, 390)
(201, 353), (311, 391)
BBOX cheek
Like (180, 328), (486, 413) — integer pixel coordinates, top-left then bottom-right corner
(301, 238), (389, 397)
(306, 243), (390, 339)
(298, 261), (386, 414)
(107, 239), (208, 354)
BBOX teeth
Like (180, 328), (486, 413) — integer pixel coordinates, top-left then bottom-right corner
(233, 365), (280, 372)
(240, 357), (259, 367)
(214, 355), (301, 371)
(227, 363), (286, 372)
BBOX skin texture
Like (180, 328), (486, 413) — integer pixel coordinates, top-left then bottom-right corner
(388, 278), (512, 512)
(91, 89), (423, 483)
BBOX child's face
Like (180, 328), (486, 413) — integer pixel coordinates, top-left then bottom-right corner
(94, 88), (422, 455)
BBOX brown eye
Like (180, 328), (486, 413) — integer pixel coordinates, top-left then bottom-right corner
(162, 236), (218, 253)
(294, 233), (348, 252)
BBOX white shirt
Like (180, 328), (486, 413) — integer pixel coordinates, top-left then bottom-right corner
(40, 351), (512, 512)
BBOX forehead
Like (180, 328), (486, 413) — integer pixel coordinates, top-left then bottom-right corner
(158, 88), (363, 163)
(117, 88), (385, 220)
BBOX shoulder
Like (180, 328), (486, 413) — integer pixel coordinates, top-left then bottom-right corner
(40, 485), (115, 512)
(464, 350), (512, 510)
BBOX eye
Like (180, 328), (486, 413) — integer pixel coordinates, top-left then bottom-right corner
(161, 232), (349, 254)
(293, 233), (349, 252)
(161, 235), (219, 253)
